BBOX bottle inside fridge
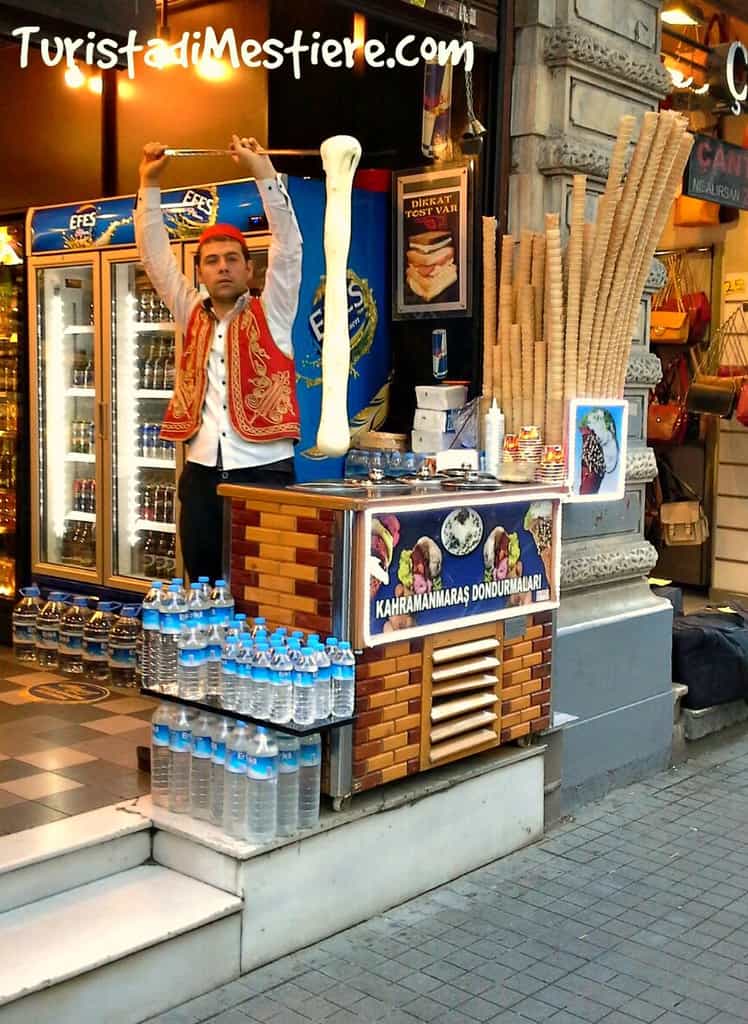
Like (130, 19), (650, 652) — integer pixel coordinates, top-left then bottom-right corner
(110, 263), (178, 583)
(35, 264), (96, 570)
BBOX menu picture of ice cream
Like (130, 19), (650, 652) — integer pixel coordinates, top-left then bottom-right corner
(568, 399), (629, 503)
(394, 165), (470, 318)
(365, 496), (559, 645)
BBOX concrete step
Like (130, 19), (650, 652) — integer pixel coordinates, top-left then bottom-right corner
(0, 864), (242, 1024)
(0, 805), (151, 914)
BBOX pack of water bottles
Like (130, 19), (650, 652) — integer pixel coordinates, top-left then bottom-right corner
(12, 585), (142, 687)
(151, 703), (322, 842)
(142, 577), (357, 724)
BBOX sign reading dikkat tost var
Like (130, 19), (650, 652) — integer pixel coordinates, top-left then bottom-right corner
(363, 495), (561, 646)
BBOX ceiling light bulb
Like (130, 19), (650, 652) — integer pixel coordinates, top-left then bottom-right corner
(88, 75), (103, 95)
(661, 2), (704, 26)
(64, 65), (86, 89)
(195, 57), (231, 82)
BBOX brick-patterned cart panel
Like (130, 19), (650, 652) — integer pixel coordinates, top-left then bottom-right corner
(500, 611), (552, 741)
(352, 640), (424, 793)
(229, 496), (335, 637)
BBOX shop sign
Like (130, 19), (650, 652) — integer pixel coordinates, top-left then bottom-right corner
(726, 41), (748, 116)
(566, 399), (629, 503)
(363, 495), (560, 645)
(393, 163), (470, 318)
(683, 134), (748, 212)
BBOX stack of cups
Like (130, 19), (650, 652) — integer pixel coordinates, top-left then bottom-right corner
(518, 425), (543, 465)
(536, 444), (566, 485)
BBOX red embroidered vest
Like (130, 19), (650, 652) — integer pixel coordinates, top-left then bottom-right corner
(160, 297), (301, 444)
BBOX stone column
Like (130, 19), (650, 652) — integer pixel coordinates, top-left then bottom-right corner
(510, 0), (674, 808)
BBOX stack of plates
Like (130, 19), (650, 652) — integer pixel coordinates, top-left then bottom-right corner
(518, 425), (543, 465)
(536, 444), (566, 485)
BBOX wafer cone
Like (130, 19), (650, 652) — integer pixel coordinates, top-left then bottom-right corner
(519, 285), (536, 427)
(605, 116), (636, 193)
(577, 189), (619, 396)
(613, 130), (694, 394)
(599, 113), (683, 394)
(534, 341), (547, 435)
(565, 175), (586, 403)
(585, 186), (623, 395)
(510, 323), (523, 435)
(482, 217), (497, 401)
(589, 113), (659, 395)
(516, 229), (533, 299)
(531, 233), (546, 345)
(545, 213), (565, 445)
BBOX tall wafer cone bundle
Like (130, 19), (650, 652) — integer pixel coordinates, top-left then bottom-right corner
(478, 111), (688, 470)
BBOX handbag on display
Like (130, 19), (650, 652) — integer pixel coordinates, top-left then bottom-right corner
(686, 376), (738, 418)
(647, 356), (689, 444)
(657, 460), (709, 548)
(660, 501), (710, 546)
(650, 310), (690, 344)
(653, 253), (711, 344)
(736, 380), (748, 428)
(673, 196), (720, 228)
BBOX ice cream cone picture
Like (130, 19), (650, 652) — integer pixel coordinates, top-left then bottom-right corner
(569, 399), (628, 501)
(523, 502), (554, 583)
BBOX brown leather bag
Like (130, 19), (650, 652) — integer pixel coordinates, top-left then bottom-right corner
(647, 357), (689, 444)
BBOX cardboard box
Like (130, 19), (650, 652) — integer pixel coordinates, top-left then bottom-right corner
(415, 384), (468, 410)
(413, 407), (462, 433)
(412, 429), (456, 453)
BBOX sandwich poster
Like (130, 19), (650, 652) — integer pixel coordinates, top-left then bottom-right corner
(364, 497), (560, 646)
(393, 164), (470, 318)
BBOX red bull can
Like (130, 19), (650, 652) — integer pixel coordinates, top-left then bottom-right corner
(432, 328), (448, 379)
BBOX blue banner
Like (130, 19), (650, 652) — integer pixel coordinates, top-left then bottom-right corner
(287, 177), (390, 481)
(364, 497), (559, 645)
(28, 180), (267, 253)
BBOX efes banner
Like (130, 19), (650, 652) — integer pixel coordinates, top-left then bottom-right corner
(28, 180), (266, 252)
(287, 176), (391, 482)
(364, 496), (560, 646)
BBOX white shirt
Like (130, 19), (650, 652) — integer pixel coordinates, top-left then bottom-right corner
(134, 177), (303, 470)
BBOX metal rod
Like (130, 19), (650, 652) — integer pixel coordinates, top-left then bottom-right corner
(164, 147), (396, 159)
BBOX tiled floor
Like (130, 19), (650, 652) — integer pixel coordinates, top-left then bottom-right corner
(0, 646), (154, 834)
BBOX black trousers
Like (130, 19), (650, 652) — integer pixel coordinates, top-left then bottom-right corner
(178, 457), (295, 584)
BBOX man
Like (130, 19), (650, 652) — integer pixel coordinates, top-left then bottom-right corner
(135, 136), (303, 583)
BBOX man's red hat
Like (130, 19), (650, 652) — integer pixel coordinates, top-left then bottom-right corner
(198, 223), (247, 247)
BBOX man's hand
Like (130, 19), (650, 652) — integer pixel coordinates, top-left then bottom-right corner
(229, 135), (275, 180)
(139, 142), (170, 186)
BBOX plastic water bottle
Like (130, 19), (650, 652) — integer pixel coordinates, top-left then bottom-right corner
(223, 721), (251, 838)
(178, 619), (207, 700)
(250, 641), (272, 718)
(187, 582), (209, 624)
(204, 620), (223, 697)
(311, 640), (332, 719)
(12, 585), (41, 662)
(159, 585), (185, 696)
(332, 641), (356, 718)
(234, 634), (252, 715)
(108, 606), (141, 687)
(276, 733), (299, 837)
(171, 578), (187, 603)
(298, 732), (322, 829)
(197, 576), (212, 606)
(251, 616), (267, 639)
(35, 591), (67, 668)
(82, 602), (120, 682)
(221, 628), (241, 711)
(150, 703), (172, 807)
(190, 712), (213, 820)
(209, 579), (234, 627)
(210, 716), (232, 826)
(247, 727), (278, 844)
(58, 595), (89, 675)
(293, 647), (318, 725)
(268, 644), (293, 724)
(141, 581), (163, 691)
(168, 705), (192, 813)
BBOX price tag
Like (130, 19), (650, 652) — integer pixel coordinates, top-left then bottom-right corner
(724, 274), (748, 302)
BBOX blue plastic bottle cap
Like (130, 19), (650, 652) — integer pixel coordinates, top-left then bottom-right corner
(215, 579), (226, 587)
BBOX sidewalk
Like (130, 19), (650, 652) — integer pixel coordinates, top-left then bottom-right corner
(152, 726), (748, 1024)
